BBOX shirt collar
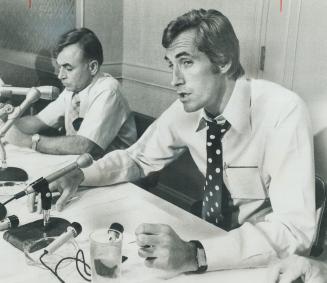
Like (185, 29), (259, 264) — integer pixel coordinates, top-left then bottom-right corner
(196, 111), (225, 132)
(196, 77), (252, 134)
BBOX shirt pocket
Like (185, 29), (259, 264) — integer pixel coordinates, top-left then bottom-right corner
(225, 165), (267, 200)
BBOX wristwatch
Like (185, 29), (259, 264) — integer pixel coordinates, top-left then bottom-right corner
(189, 240), (208, 273)
(31, 133), (40, 151)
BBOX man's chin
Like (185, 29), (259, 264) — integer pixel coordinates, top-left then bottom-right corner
(182, 103), (199, 113)
(64, 86), (75, 92)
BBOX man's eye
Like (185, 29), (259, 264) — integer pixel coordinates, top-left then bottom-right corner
(183, 60), (193, 67)
(167, 64), (173, 70)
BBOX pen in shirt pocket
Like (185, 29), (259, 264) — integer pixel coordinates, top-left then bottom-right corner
(224, 163), (258, 169)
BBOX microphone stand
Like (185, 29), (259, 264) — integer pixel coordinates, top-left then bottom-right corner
(0, 129), (28, 182)
(31, 178), (52, 229)
(2, 177), (52, 228)
(0, 135), (28, 221)
(1, 153), (92, 227)
(0, 88), (41, 182)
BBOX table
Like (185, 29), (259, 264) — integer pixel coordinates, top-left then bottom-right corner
(0, 144), (268, 282)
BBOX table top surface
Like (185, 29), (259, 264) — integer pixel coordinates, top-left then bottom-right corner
(0, 144), (268, 283)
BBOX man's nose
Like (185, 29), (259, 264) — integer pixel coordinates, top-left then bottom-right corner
(171, 66), (184, 87)
(57, 67), (66, 80)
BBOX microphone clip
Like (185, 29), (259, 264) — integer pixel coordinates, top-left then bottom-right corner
(34, 178), (52, 210)
(30, 177), (49, 195)
(29, 177), (52, 228)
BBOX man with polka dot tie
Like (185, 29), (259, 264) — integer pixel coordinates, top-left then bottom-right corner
(48, 9), (315, 275)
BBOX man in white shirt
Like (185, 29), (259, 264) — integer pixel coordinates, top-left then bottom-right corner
(39, 9), (315, 273)
(5, 28), (137, 158)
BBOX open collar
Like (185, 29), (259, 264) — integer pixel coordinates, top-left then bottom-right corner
(196, 77), (252, 135)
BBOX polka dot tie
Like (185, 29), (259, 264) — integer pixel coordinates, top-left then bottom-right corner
(202, 119), (231, 227)
(66, 93), (81, 135)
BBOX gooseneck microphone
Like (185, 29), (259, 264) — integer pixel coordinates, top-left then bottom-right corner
(0, 215), (19, 231)
(13, 153), (93, 200)
(0, 88), (41, 184)
(44, 222), (82, 254)
(0, 85), (60, 101)
(0, 88), (41, 137)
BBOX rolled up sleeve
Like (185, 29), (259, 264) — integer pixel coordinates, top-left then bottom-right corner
(82, 105), (186, 186)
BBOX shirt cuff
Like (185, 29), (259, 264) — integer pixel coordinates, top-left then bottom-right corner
(81, 165), (101, 186)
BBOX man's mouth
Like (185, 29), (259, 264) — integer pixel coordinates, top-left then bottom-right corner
(177, 92), (190, 99)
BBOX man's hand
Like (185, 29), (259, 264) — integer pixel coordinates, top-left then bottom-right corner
(135, 223), (198, 274)
(27, 168), (85, 212)
(268, 254), (327, 283)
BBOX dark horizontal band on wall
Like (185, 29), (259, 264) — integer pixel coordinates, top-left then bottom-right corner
(0, 49), (173, 90)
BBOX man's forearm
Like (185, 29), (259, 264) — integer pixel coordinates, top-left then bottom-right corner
(15, 115), (47, 134)
(82, 149), (143, 186)
(36, 135), (98, 155)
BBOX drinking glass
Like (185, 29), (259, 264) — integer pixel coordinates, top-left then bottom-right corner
(90, 228), (123, 283)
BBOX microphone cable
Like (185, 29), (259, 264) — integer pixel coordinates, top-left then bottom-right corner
(3, 196), (15, 205)
(39, 250), (65, 283)
(38, 222), (126, 282)
(39, 248), (91, 283)
(39, 249), (128, 282)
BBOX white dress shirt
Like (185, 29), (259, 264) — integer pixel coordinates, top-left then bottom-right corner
(37, 73), (137, 151)
(82, 78), (316, 270)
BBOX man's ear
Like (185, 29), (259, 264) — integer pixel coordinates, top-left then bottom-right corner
(88, 60), (99, 76)
(219, 61), (232, 74)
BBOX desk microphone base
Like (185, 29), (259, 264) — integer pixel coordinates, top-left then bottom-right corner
(0, 167), (28, 181)
(3, 217), (71, 252)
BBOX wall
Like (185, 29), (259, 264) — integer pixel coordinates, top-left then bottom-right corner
(0, 0), (123, 87)
(289, 0), (327, 180)
(121, 0), (263, 117)
(83, 0), (123, 78)
(258, 0), (327, 181)
(0, 0), (76, 88)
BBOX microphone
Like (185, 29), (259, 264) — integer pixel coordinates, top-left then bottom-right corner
(13, 153), (93, 199)
(0, 215), (19, 231)
(44, 222), (82, 254)
(0, 88), (41, 137)
(43, 153), (93, 184)
(108, 222), (124, 241)
(0, 89), (39, 183)
(0, 85), (60, 101)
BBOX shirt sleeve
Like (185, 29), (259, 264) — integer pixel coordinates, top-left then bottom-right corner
(77, 84), (130, 150)
(37, 92), (66, 129)
(201, 98), (316, 270)
(82, 104), (186, 186)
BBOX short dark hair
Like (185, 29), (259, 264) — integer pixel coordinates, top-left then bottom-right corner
(162, 9), (244, 80)
(54, 27), (103, 65)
